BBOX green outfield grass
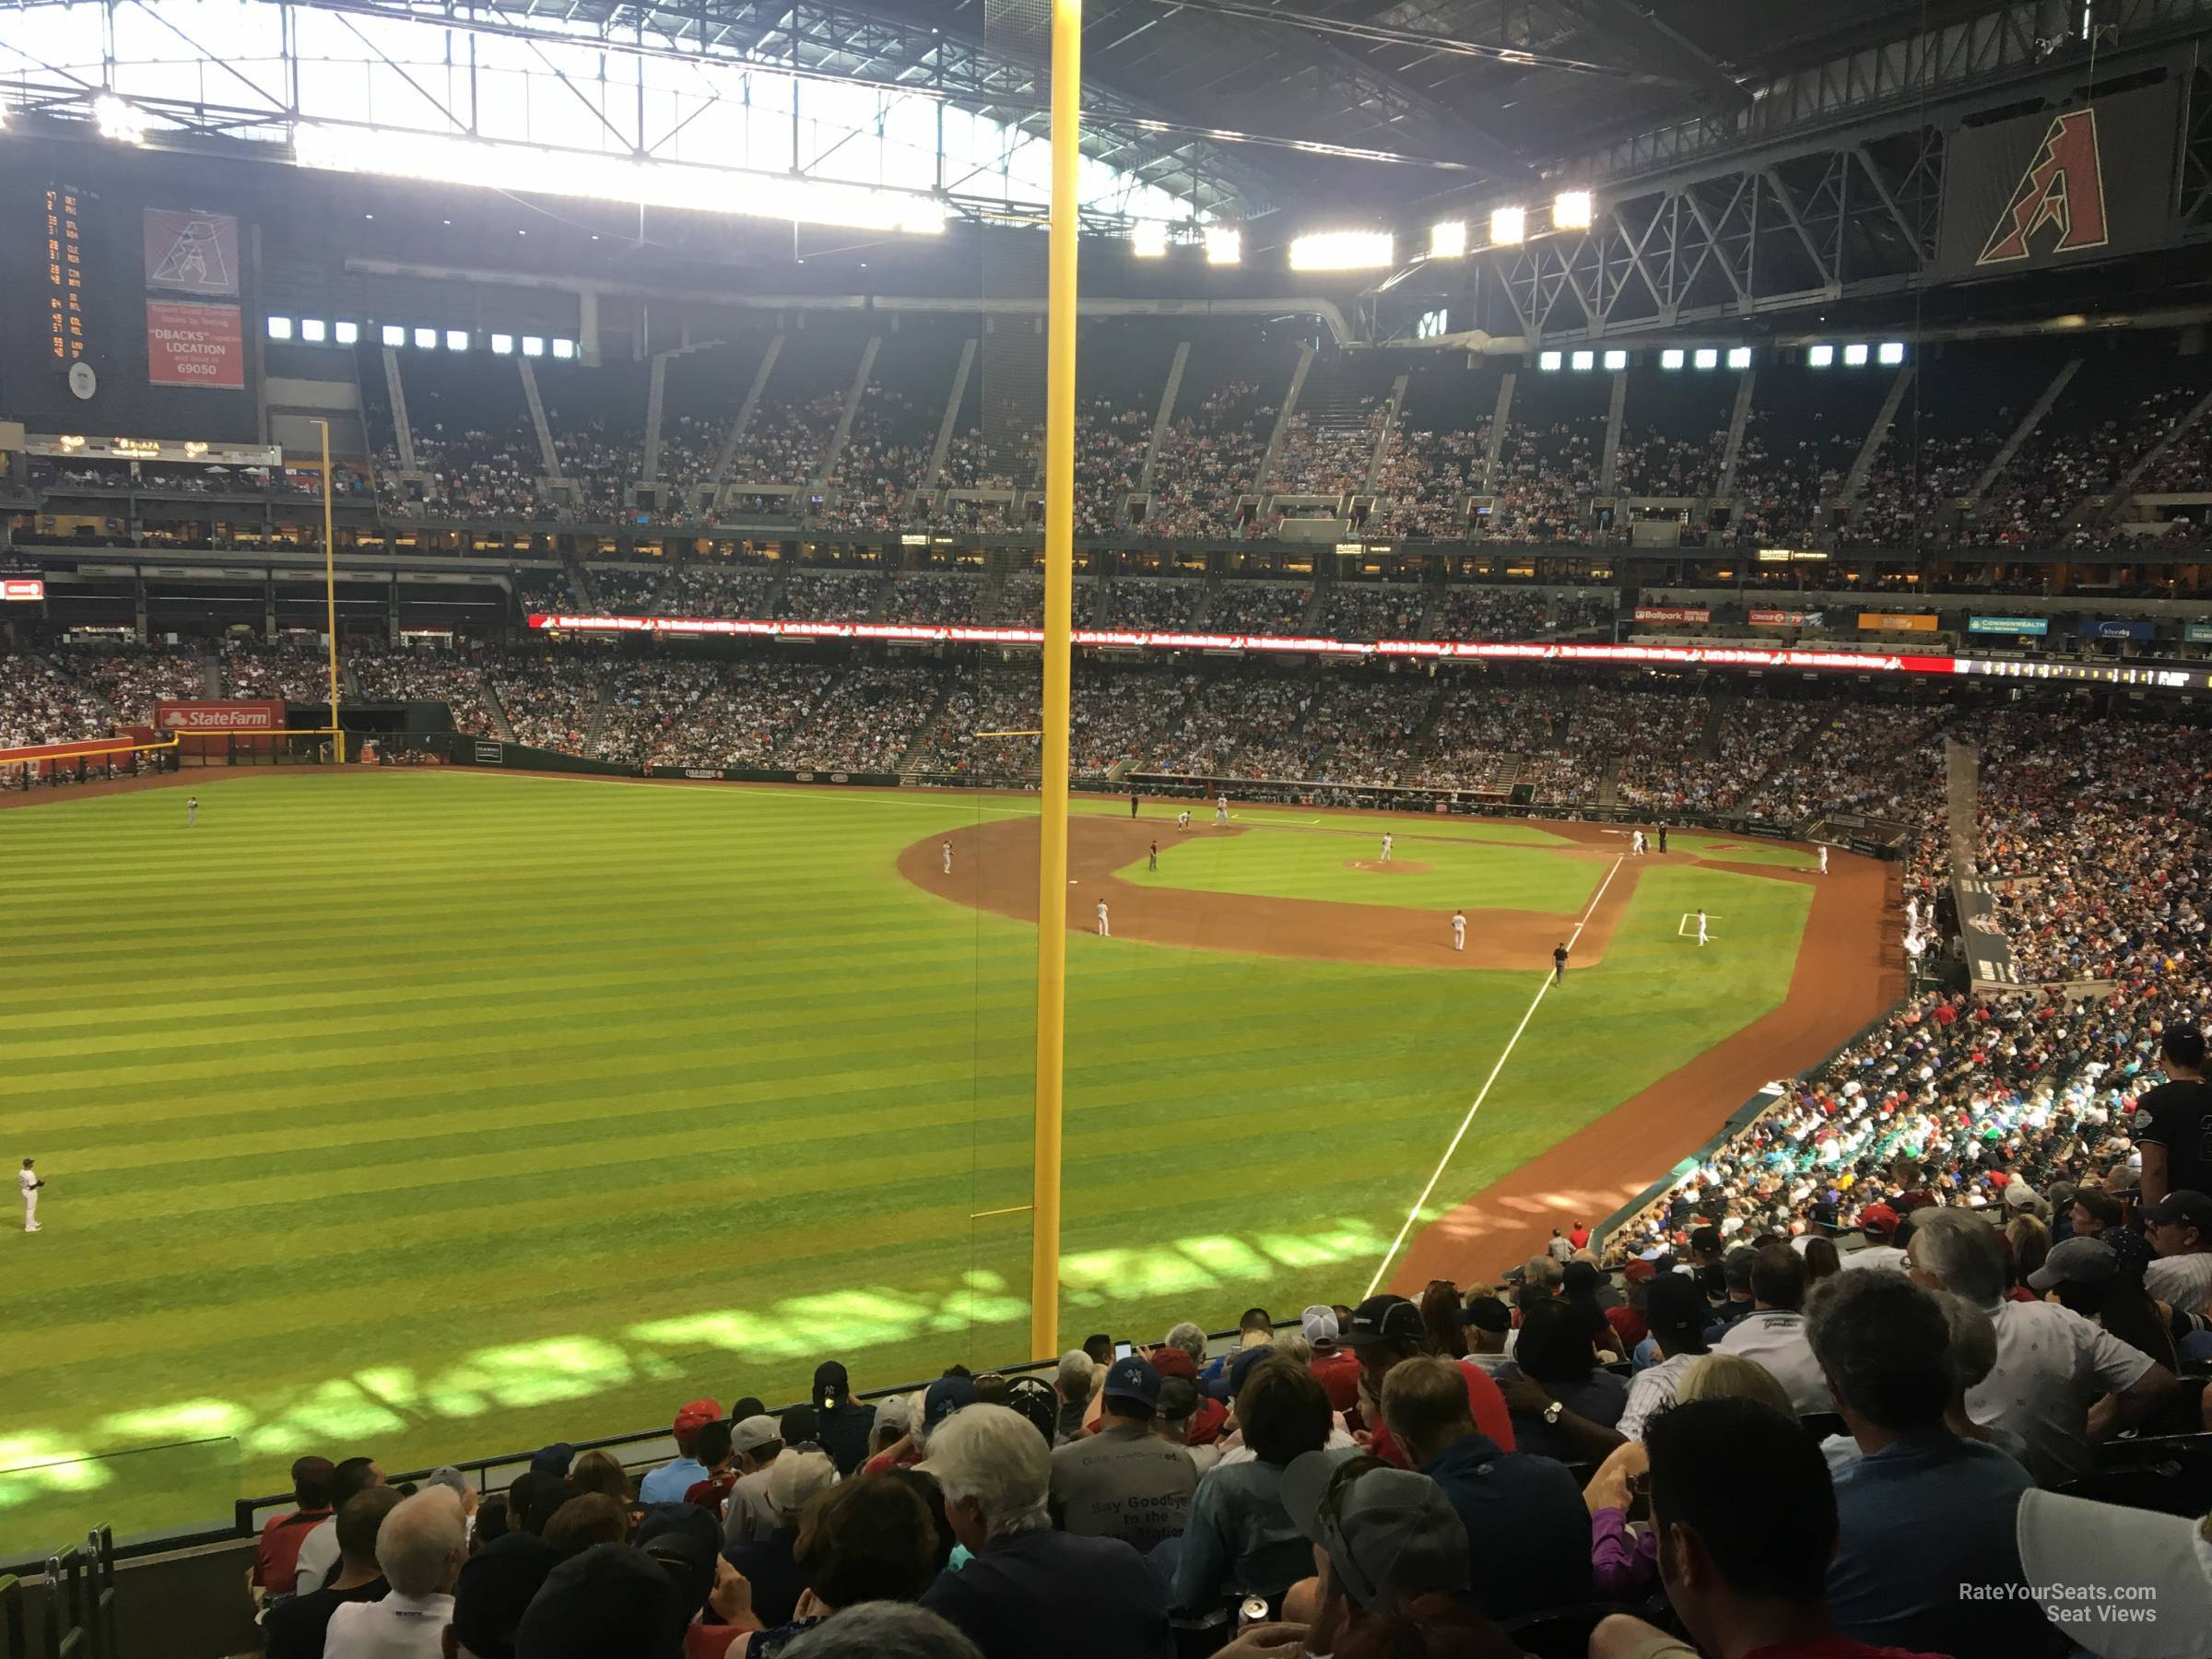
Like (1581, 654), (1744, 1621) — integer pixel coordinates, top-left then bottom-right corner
(0, 771), (1809, 1553)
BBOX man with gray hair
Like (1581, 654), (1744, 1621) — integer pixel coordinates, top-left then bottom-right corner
(918, 1405), (1171, 1659)
(1804, 1268), (2041, 1656)
(1161, 1322), (1207, 1366)
(782, 1604), (982, 1658)
(1053, 1349), (1097, 1444)
(323, 1487), (467, 1659)
(1906, 1206), (2176, 1484)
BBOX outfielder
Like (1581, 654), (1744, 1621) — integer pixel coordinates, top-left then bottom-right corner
(1452, 910), (1465, 952)
(1214, 797), (1229, 827)
(20, 1159), (42, 1233)
(1177, 809), (1191, 831)
(1818, 844), (1830, 876)
(1697, 909), (1709, 947)
(187, 795), (198, 827)
(942, 841), (953, 875)
(1096, 900), (1111, 937)
(1381, 832), (1394, 865)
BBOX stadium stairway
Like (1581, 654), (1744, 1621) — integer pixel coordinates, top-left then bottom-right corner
(1596, 757), (1623, 811)
(893, 676), (959, 772)
(200, 653), (221, 699)
(479, 670), (516, 743)
(1697, 696), (1729, 759)
(582, 678), (613, 759)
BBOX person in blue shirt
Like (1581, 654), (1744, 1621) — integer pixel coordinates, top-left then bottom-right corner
(1803, 1265), (2043, 1658)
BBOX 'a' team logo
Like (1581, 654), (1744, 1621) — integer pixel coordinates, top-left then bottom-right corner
(1977, 108), (2110, 265)
(149, 217), (235, 290)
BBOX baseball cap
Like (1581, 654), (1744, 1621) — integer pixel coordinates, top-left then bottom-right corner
(513, 1543), (686, 1659)
(728, 1414), (781, 1454)
(1858, 1203), (1901, 1237)
(1641, 1273), (1708, 1342)
(1226, 1343), (1279, 1400)
(528, 1443), (574, 1477)
(671, 1399), (721, 1443)
(449, 1532), (560, 1659)
(1100, 1355), (1161, 1409)
(1342, 1293), (1424, 1347)
(1622, 1259), (1658, 1285)
(1148, 1345), (1199, 1382)
(812, 1360), (853, 1409)
(1001, 1376), (1057, 1447)
(632, 1504), (721, 1618)
(1460, 1295), (1511, 1335)
(873, 1394), (912, 1438)
(1279, 1452), (1470, 1611)
(1689, 1225), (1724, 1255)
(2141, 1191), (2212, 1232)
(425, 1465), (469, 1500)
(765, 1448), (837, 1519)
(1157, 1377), (1201, 1424)
(1302, 1305), (1341, 1349)
(2017, 1488), (2212, 1658)
(2003, 1182), (2042, 1209)
(1722, 1247), (1757, 1292)
(923, 1374), (978, 1431)
(2027, 1236), (2118, 1292)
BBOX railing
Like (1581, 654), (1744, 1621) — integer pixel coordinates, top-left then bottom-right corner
(6, 1530), (119, 1659)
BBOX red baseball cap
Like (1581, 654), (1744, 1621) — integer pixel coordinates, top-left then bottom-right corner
(1859, 1203), (1901, 1236)
(672, 1398), (721, 1445)
(1147, 1347), (1199, 1382)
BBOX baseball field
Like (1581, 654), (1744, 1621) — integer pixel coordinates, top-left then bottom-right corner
(0, 768), (1894, 1554)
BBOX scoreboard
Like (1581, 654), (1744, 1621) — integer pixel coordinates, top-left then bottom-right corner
(43, 184), (88, 371)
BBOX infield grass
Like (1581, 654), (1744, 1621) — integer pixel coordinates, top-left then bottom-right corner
(0, 771), (1808, 1552)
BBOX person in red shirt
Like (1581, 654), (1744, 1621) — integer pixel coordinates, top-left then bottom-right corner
(252, 1455), (335, 1603)
(1300, 1304), (1363, 1414)
(1146, 1345), (1230, 1444)
(1588, 1399), (1947, 1659)
(1569, 1221), (1591, 1251)
(1337, 1293), (1514, 1466)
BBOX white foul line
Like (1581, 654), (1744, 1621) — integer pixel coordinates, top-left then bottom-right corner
(1363, 853), (1627, 1299)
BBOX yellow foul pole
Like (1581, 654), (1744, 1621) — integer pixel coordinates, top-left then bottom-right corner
(1030, 0), (1081, 1366)
(314, 418), (345, 763)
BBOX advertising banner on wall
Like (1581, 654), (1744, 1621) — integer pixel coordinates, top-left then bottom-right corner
(1749, 607), (1819, 627)
(1, 579), (44, 602)
(146, 300), (244, 389)
(1969, 615), (2049, 635)
(2189, 624), (2212, 642)
(1634, 606), (1712, 624)
(142, 209), (240, 297)
(1936, 79), (2183, 280)
(2079, 618), (2156, 642)
(1860, 612), (1940, 632)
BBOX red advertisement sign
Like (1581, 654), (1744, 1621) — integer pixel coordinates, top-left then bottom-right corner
(146, 300), (244, 389)
(1749, 607), (1808, 627)
(155, 699), (286, 755)
(1, 579), (44, 603)
(1632, 606), (1712, 624)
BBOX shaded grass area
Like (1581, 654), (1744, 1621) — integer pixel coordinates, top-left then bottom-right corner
(0, 772), (1805, 1553)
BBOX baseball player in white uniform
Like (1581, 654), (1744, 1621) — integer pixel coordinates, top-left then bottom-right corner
(942, 841), (953, 875)
(1697, 909), (1709, 947)
(187, 796), (198, 827)
(1632, 830), (1645, 856)
(1177, 809), (1191, 831)
(1214, 797), (1229, 827)
(1818, 844), (1830, 875)
(1381, 832), (1394, 864)
(1452, 910), (1465, 952)
(1906, 894), (1920, 929)
(1096, 900), (1110, 937)
(20, 1159), (42, 1232)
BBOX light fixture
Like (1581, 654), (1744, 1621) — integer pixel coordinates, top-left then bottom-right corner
(335, 321), (360, 345)
(1694, 347), (1719, 370)
(1288, 230), (1394, 272)
(1131, 221), (1169, 259)
(1661, 347), (1686, 371)
(1205, 226), (1241, 265)
(552, 339), (576, 360)
(1537, 349), (1562, 371)
(1877, 341), (1906, 365)
(522, 336), (546, 357)
(1489, 206), (1526, 246)
(265, 316), (294, 342)
(491, 334), (515, 355)
(1571, 349), (1595, 371)
(445, 329), (469, 351)
(1843, 342), (1870, 366)
(380, 324), (406, 347)
(300, 319), (327, 344)
(289, 123), (949, 236)
(1553, 190), (1594, 230)
(1430, 219), (1467, 259)
(94, 94), (148, 144)
(413, 327), (438, 349)
(1727, 346), (1753, 370)
(1603, 348), (1628, 371)
(1807, 344), (1834, 367)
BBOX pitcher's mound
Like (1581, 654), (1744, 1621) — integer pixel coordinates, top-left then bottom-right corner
(1345, 859), (1433, 876)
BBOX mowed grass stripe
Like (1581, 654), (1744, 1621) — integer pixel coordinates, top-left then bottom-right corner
(1, 771), (1813, 1556)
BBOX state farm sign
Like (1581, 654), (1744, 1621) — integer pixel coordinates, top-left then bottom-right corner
(155, 700), (285, 731)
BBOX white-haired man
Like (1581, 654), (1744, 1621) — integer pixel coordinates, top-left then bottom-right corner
(919, 1405), (1171, 1659)
(322, 1487), (466, 1659)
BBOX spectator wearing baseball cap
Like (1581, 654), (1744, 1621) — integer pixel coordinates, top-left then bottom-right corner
(1338, 1294), (1514, 1468)
(1047, 1356), (1196, 1553)
(2141, 1190), (2212, 1317)
(1147, 1347), (1229, 1448)
(811, 1360), (877, 1477)
(1843, 1205), (1907, 1273)
(2136, 1023), (2211, 1205)
(253, 1454), (336, 1604)
(1163, 1357), (1345, 1618)
(1302, 1305), (1361, 1413)
(1459, 1296), (1512, 1376)
(1712, 1244), (1830, 1417)
(680, 1419), (739, 1517)
(723, 1450), (838, 1630)
(514, 1543), (688, 1659)
(639, 1400), (724, 1504)
(1378, 1355), (1591, 1619)
(440, 1529), (559, 1659)
(1617, 1276), (1712, 1441)
(1704, 1248), (1759, 1340)
(721, 1416), (789, 1547)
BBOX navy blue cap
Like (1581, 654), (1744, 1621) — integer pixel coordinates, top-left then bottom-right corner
(1227, 1344), (1278, 1398)
(1100, 1354), (1160, 1407)
(923, 1374), (978, 1430)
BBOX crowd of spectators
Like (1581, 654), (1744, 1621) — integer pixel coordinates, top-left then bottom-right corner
(1316, 584), (1425, 642)
(349, 646), (497, 735)
(0, 652), (111, 751)
(1147, 383), (1270, 540)
(779, 665), (942, 772)
(1210, 583), (1312, 636)
(492, 651), (608, 754)
(57, 644), (207, 721)
(225, 641), (339, 701)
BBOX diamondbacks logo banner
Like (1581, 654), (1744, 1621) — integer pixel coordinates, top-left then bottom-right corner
(1936, 78), (2183, 281)
(142, 208), (239, 298)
